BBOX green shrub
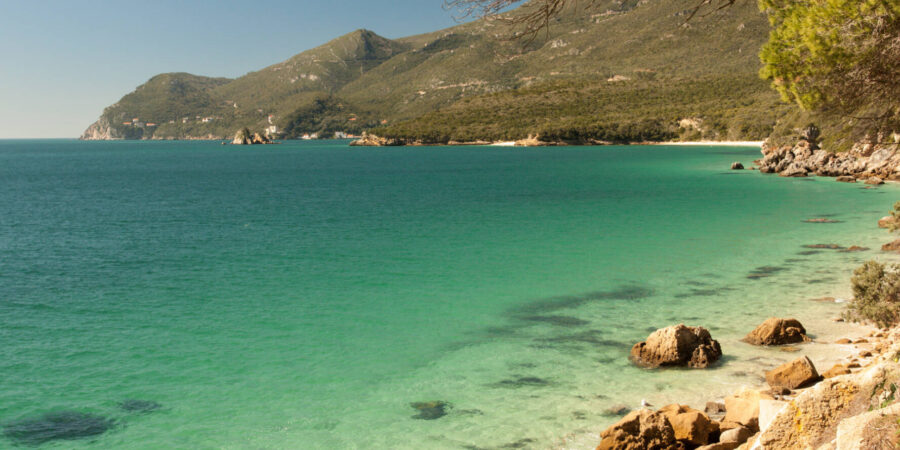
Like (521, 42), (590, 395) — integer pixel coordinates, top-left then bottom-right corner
(846, 261), (900, 328)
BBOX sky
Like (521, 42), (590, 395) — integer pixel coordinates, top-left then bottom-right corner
(0, 0), (467, 138)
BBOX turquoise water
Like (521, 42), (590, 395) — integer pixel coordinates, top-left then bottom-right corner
(0, 139), (897, 449)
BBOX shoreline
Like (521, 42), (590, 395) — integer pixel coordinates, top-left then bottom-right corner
(574, 210), (900, 449)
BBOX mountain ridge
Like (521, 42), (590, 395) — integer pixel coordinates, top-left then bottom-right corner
(81, 0), (785, 142)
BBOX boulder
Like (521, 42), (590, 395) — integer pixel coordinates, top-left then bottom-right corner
(822, 364), (852, 379)
(765, 356), (820, 390)
(742, 318), (810, 346)
(719, 426), (753, 444)
(836, 176), (857, 183)
(659, 404), (716, 446)
(779, 162), (808, 177)
(731, 162), (744, 170)
(878, 216), (896, 228)
(882, 239), (900, 252)
(723, 388), (773, 431)
(597, 409), (677, 450)
(630, 324), (722, 369)
(835, 338), (852, 344)
(865, 177), (884, 185)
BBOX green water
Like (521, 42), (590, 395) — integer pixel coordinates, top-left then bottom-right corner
(0, 139), (897, 449)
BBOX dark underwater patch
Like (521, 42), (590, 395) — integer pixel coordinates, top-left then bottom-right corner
(803, 244), (846, 250)
(512, 285), (653, 315)
(539, 330), (625, 347)
(673, 286), (736, 298)
(118, 400), (162, 414)
(518, 315), (590, 327)
(492, 376), (551, 388)
(747, 265), (787, 279)
(797, 250), (822, 256)
(410, 401), (451, 420)
(3, 411), (114, 446)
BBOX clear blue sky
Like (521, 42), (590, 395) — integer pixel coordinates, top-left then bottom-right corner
(0, 0), (466, 138)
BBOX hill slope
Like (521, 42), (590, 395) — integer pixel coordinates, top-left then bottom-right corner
(82, 0), (785, 142)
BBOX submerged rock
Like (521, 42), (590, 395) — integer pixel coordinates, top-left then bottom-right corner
(410, 401), (451, 420)
(494, 376), (551, 388)
(742, 318), (810, 346)
(118, 400), (162, 414)
(836, 176), (857, 183)
(731, 162), (744, 170)
(630, 324), (722, 369)
(3, 411), (114, 445)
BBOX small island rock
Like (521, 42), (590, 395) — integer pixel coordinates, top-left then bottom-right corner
(742, 318), (810, 346)
(731, 162), (744, 170)
(630, 324), (722, 369)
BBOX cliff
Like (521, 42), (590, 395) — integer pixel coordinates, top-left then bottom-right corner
(80, 117), (122, 141)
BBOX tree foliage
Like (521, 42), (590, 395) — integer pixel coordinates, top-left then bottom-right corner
(847, 260), (900, 328)
(759, 0), (900, 141)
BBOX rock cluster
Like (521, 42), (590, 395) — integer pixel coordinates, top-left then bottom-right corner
(758, 139), (900, 180)
(232, 129), (274, 145)
(349, 133), (403, 146)
(741, 318), (810, 346)
(600, 325), (900, 449)
(630, 324), (722, 369)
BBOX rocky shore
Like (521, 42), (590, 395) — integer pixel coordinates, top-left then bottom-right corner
(590, 210), (900, 449)
(757, 137), (900, 181)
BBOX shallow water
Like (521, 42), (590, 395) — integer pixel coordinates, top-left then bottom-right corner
(0, 140), (897, 449)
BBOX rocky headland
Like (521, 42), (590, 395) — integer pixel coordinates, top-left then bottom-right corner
(757, 135), (900, 181)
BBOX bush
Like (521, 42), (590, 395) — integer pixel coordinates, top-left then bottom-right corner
(846, 261), (900, 328)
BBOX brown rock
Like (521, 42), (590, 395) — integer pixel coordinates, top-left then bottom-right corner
(865, 177), (884, 185)
(854, 338), (869, 344)
(704, 401), (726, 416)
(723, 388), (773, 431)
(719, 425), (753, 444)
(659, 404), (715, 446)
(822, 364), (852, 379)
(878, 216), (896, 228)
(597, 409), (677, 450)
(731, 162), (744, 170)
(630, 324), (722, 369)
(696, 443), (740, 450)
(836, 176), (857, 183)
(860, 351), (873, 357)
(835, 338), (852, 344)
(742, 318), (810, 346)
(765, 356), (820, 390)
(841, 245), (869, 252)
(882, 239), (900, 252)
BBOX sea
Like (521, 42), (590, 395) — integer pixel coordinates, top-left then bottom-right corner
(1, 139), (897, 449)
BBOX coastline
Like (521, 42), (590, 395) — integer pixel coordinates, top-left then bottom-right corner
(569, 208), (900, 448)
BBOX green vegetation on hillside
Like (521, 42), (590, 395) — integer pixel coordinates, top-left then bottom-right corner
(759, 0), (900, 150)
(85, 0), (784, 143)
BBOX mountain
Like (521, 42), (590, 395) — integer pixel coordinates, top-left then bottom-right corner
(82, 0), (787, 142)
